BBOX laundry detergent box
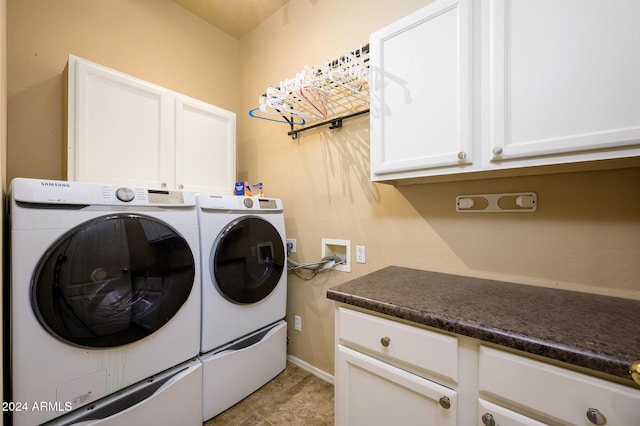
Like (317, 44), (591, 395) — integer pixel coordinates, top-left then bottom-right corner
(234, 181), (263, 197)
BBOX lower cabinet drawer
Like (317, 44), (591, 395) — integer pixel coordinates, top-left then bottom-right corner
(478, 399), (547, 426)
(337, 307), (458, 382)
(479, 346), (640, 425)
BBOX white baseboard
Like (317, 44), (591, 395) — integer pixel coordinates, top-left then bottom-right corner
(287, 355), (334, 385)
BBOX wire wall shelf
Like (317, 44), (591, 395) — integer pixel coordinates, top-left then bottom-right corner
(249, 44), (370, 139)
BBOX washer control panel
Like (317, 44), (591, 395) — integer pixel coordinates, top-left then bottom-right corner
(108, 187), (185, 205)
(11, 178), (196, 207)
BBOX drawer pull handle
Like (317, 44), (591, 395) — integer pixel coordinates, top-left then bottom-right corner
(630, 360), (640, 386)
(481, 413), (495, 426)
(438, 396), (451, 410)
(380, 336), (390, 347)
(586, 408), (607, 425)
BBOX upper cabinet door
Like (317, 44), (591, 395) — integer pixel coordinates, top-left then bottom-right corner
(488, 0), (640, 163)
(174, 95), (236, 194)
(370, 0), (473, 181)
(70, 57), (172, 188)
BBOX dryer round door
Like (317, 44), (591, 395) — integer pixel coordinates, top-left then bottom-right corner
(31, 214), (196, 348)
(211, 216), (285, 304)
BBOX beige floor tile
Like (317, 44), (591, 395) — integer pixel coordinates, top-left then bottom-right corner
(204, 362), (334, 426)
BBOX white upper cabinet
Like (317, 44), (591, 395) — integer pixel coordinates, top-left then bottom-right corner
(370, 0), (640, 183)
(64, 55), (236, 193)
(488, 0), (640, 167)
(370, 0), (473, 181)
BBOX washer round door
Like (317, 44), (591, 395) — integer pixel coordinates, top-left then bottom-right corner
(211, 216), (285, 304)
(31, 214), (196, 348)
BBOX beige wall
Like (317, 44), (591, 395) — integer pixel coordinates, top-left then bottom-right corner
(5, 0), (640, 383)
(239, 0), (640, 376)
(7, 0), (239, 182)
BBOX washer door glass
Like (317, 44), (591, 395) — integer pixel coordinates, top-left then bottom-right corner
(32, 214), (195, 348)
(212, 216), (285, 304)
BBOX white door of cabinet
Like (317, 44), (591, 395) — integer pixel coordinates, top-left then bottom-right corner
(68, 57), (172, 188)
(370, 0), (473, 181)
(175, 95), (236, 194)
(336, 345), (457, 426)
(488, 0), (640, 165)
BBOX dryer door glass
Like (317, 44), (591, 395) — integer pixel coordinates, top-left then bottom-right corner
(31, 214), (195, 348)
(212, 216), (285, 304)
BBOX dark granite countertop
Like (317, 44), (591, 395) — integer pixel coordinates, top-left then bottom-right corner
(327, 266), (640, 384)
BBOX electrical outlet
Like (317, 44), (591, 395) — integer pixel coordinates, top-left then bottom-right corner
(356, 245), (366, 263)
(286, 238), (296, 253)
(294, 315), (302, 331)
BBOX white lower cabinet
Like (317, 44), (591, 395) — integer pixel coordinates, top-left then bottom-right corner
(479, 346), (640, 425)
(335, 307), (640, 425)
(336, 345), (457, 425)
(335, 307), (458, 425)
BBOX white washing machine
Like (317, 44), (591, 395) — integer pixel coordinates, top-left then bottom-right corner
(197, 194), (287, 421)
(8, 178), (202, 426)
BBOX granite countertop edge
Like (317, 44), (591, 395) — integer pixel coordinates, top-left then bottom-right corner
(326, 267), (639, 384)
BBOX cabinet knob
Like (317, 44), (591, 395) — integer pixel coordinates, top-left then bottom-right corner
(161, 182), (167, 188)
(178, 184), (184, 189)
(380, 336), (390, 347)
(492, 146), (503, 156)
(438, 396), (451, 410)
(481, 413), (495, 426)
(457, 151), (467, 160)
(630, 360), (640, 386)
(586, 408), (607, 425)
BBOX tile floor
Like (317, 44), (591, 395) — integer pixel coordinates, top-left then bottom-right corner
(203, 362), (334, 425)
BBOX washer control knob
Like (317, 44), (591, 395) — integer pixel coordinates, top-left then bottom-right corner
(244, 198), (254, 208)
(116, 188), (135, 202)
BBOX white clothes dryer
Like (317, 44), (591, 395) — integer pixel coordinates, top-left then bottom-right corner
(198, 194), (287, 353)
(8, 178), (201, 426)
(197, 194), (287, 421)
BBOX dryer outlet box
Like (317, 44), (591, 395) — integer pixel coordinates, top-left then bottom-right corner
(321, 238), (350, 272)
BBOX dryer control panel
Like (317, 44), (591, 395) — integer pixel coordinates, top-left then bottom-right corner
(258, 198), (278, 209)
(198, 194), (283, 212)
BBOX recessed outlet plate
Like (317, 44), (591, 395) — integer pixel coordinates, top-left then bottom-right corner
(321, 238), (350, 272)
(286, 238), (296, 253)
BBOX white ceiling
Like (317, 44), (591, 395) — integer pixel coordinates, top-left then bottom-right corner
(171, 0), (290, 39)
